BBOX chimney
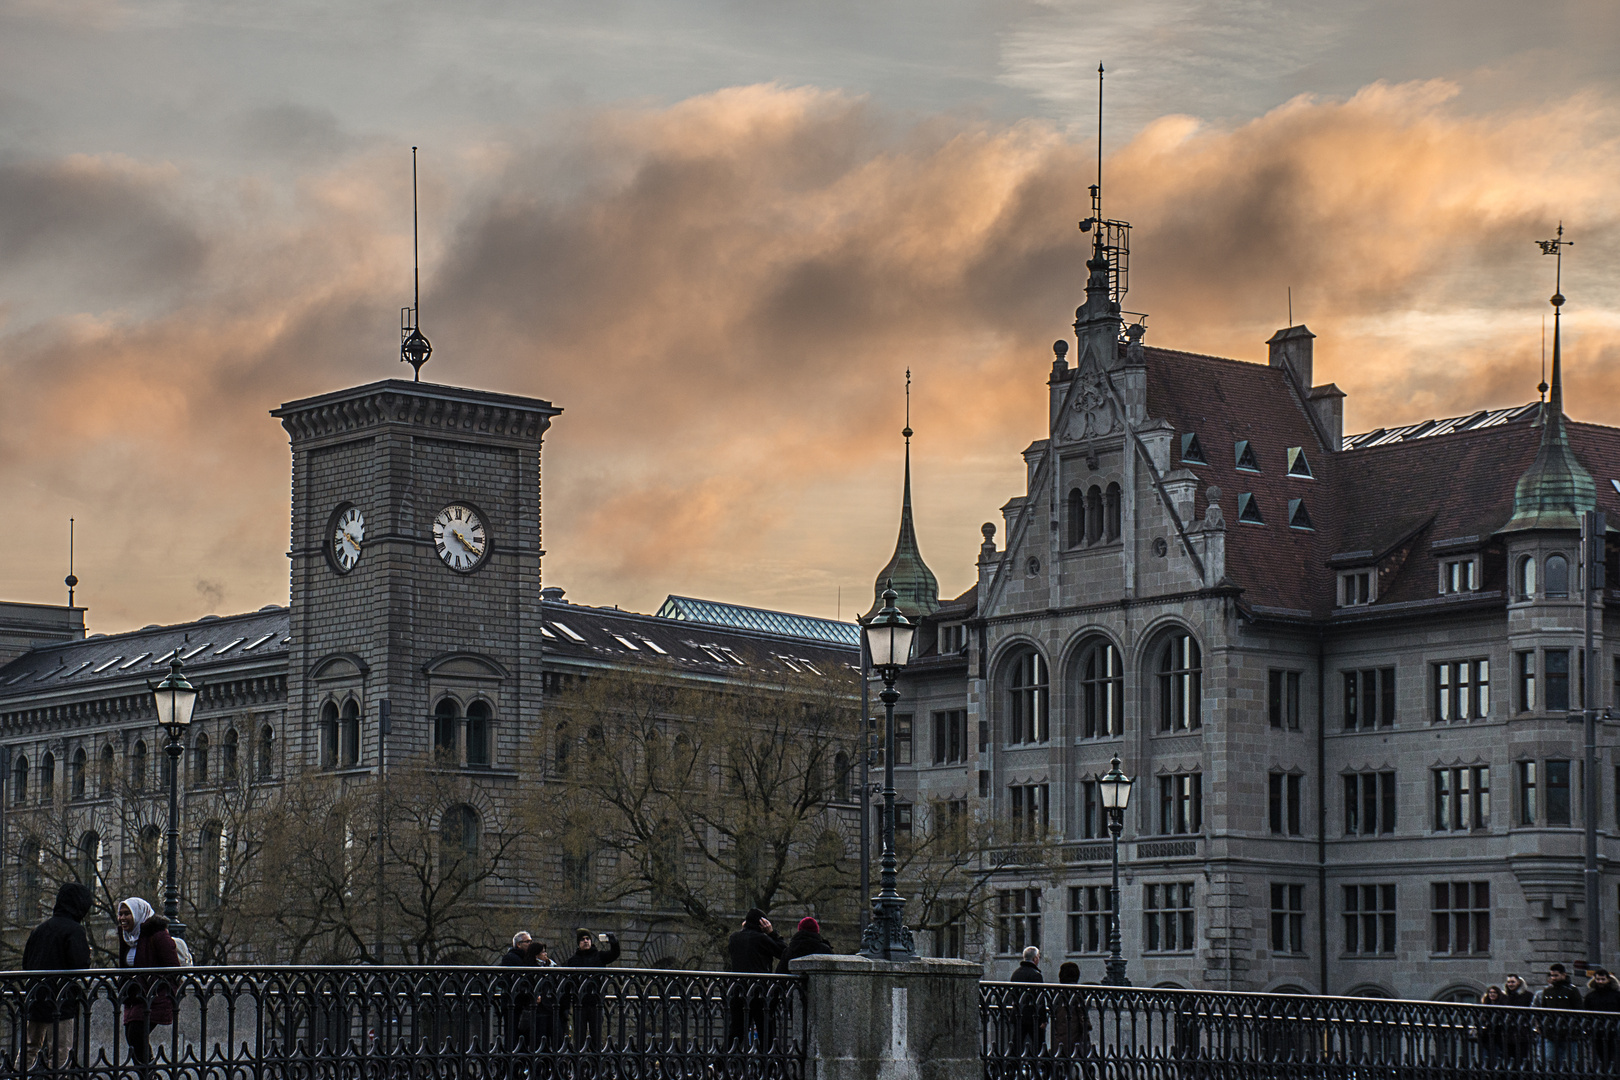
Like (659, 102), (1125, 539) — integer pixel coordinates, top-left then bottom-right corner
(1266, 325), (1315, 391)
(1308, 383), (1345, 450)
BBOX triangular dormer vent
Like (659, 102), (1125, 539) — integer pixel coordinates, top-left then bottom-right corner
(1238, 492), (1264, 524)
(1235, 440), (1260, 472)
(1181, 432), (1207, 465)
(1288, 498), (1313, 530)
(1286, 447), (1313, 478)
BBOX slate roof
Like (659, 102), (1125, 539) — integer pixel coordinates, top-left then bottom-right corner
(543, 600), (859, 679)
(1144, 346), (1620, 620)
(0, 606), (291, 704)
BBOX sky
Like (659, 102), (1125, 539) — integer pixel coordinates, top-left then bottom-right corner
(3, 0), (1620, 632)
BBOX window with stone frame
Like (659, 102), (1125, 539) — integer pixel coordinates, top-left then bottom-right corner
(1269, 670), (1302, 730)
(1271, 884), (1305, 954)
(894, 714), (912, 765)
(1005, 650), (1050, 744)
(1157, 633), (1201, 732)
(1144, 882), (1195, 952)
(1431, 882), (1490, 955)
(1432, 659), (1489, 721)
(1078, 639), (1124, 738)
(1269, 772), (1302, 835)
(1517, 760), (1538, 825)
(932, 709), (967, 764)
(1432, 766), (1489, 831)
(1343, 771), (1396, 835)
(1343, 667), (1396, 729)
(1342, 883), (1396, 955)
(1158, 773), (1202, 835)
(1546, 649), (1571, 712)
(1009, 783), (1049, 840)
(1546, 759), (1572, 825)
(995, 888), (1042, 954)
(1068, 884), (1113, 954)
(1517, 651), (1537, 712)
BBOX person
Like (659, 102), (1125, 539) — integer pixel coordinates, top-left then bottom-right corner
(526, 941), (560, 1051)
(1587, 968), (1620, 1070)
(727, 909), (784, 1052)
(776, 916), (833, 974)
(502, 931), (536, 967)
(560, 928), (619, 1049)
(22, 882), (93, 1071)
(1474, 986), (1507, 1068)
(1533, 963), (1583, 1070)
(1049, 960), (1090, 1072)
(1501, 974), (1534, 1064)
(117, 898), (180, 1068)
(500, 931), (540, 1066)
(1010, 946), (1045, 1060)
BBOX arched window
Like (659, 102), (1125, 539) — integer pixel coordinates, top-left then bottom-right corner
(1515, 555), (1537, 599)
(199, 821), (224, 909)
(439, 805), (480, 886)
(340, 699), (361, 767)
(258, 725), (274, 779)
(466, 701), (491, 767)
(71, 748), (86, 800)
(40, 752), (55, 803)
(433, 699), (459, 761)
(100, 745), (115, 794)
(1006, 650), (1050, 744)
(1545, 554), (1570, 598)
(1105, 482), (1122, 542)
(193, 733), (210, 785)
(834, 752), (851, 802)
(76, 831), (100, 889)
(138, 825), (162, 900)
(1158, 632), (1202, 731)
(1077, 639), (1124, 738)
(1067, 489), (1085, 547)
(223, 729), (239, 781)
(130, 742), (146, 792)
(1085, 486), (1104, 545)
(554, 723), (571, 776)
(12, 754), (27, 804)
(318, 702), (339, 769)
(18, 838), (41, 919)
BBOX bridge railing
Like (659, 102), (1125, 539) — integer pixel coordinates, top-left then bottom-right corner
(0, 965), (806, 1080)
(981, 980), (1620, 1077)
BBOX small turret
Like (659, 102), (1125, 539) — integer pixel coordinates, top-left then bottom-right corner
(867, 375), (940, 620)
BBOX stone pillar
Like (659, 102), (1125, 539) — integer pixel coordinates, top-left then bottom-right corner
(792, 955), (981, 1080)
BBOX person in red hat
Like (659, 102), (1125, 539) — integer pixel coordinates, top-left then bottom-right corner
(776, 916), (834, 973)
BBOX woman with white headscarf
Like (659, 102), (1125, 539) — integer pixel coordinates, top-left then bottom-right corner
(116, 897), (178, 1065)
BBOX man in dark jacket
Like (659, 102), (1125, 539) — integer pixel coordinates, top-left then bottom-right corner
(1587, 968), (1620, 1069)
(775, 917), (833, 974)
(1534, 964), (1584, 1069)
(561, 929), (619, 1049)
(1009, 946), (1045, 1058)
(23, 882), (93, 1070)
(499, 932), (539, 1063)
(727, 909), (784, 1052)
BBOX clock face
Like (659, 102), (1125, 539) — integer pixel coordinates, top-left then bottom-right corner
(330, 505), (365, 573)
(433, 504), (488, 572)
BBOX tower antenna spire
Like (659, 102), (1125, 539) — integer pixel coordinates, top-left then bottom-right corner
(65, 518), (77, 608)
(400, 146), (433, 381)
(1538, 222), (1573, 424)
(1077, 62), (1131, 312)
(1095, 63), (1104, 224)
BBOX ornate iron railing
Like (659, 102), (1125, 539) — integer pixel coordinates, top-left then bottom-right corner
(0, 965), (806, 1080)
(982, 980), (1620, 1077)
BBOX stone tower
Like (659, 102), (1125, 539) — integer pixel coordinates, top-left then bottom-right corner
(271, 379), (561, 773)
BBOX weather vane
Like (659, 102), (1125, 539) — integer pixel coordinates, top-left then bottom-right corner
(400, 146), (432, 380)
(1539, 221), (1573, 309)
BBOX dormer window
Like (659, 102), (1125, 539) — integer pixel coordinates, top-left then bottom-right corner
(1440, 558), (1478, 595)
(1237, 493), (1264, 524)
(1515, 555), (1537, 599)
(1235, 440), (1260, 472)
(1181, 433), (1207, 465)
(1286, 447), (1313, 478)
(1287, 498), (1313, 530)
(1339, 571), (1374, 607)
(938, 623), (968, 655)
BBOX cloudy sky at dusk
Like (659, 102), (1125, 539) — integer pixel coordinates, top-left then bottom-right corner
(4, 0), (1620, 631)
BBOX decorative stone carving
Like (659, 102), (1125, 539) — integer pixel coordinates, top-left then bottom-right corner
(1204, 486), (1225, 530)
(1067, 372), (1119, 440)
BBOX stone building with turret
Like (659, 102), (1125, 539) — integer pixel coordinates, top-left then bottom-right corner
(880, 228), (1620, 1001)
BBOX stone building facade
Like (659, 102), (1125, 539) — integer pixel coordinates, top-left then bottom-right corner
(881, 235), (1620, 1000)
(0, 377), (859, 963)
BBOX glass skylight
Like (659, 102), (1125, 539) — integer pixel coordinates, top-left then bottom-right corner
(552, 622), (586, 643)
(242, 634), (276, 651)
(91, 657), (125, 673)
(654, 595), (858, 646)
(120, 653), (152, 670)
(214, 638), (246, 655)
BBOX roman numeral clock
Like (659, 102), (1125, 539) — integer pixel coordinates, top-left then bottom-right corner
(273, 379), (561, 769)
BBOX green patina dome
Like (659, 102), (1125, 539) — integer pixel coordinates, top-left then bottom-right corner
(1502, 314), (1596, 533)
(867, 440), (939, 620)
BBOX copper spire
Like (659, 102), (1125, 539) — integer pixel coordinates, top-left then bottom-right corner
(867, 370), (939, 619)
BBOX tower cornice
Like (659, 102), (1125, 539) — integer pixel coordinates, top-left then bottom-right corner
(271, 379), (561, 447)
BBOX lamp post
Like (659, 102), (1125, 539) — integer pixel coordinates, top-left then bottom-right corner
(859, 583), (917, 960)
(1097, 755), (1134, 986)
(151, 651), (199, 941)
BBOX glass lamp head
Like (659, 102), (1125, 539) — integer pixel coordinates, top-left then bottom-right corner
(863, 583), (915, 670)
(1098, 755), (1133, 810)
(151, 655), (199, 738)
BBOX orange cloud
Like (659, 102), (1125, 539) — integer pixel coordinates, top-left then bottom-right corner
(3, 80), (1619, 630)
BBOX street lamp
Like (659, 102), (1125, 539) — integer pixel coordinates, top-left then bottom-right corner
(859, 582), (917, 960)
(151, 650), (199, 941)
(1097, 755), (1134, 986)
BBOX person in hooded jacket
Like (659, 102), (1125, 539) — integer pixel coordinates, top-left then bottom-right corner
(22, 882), (93, 1070)
(560, 929), (619, 1049)
(775, 917), (833, 974)
(116, 898), (180, 1067)
(1586, 968), (1620, 1069)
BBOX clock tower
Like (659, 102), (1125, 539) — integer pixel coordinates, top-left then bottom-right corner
(272, 379), (562, 773)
